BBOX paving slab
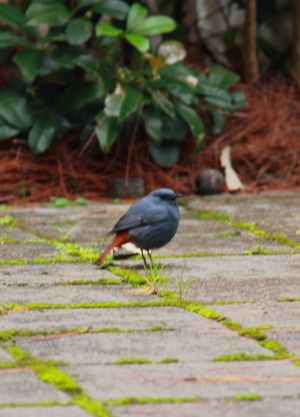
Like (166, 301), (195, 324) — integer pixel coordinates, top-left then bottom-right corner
(137, 255), (300, 303)
(0, 348), (14, 362)
(0, 284), (155, 305)
(0, 263), (119, 285)
(0, 406), (89, 417)
(188, 194), (300, 244)
(0, 371), (68, 403)
(18, 327), (271, 364)
(67, 361), (300, 400)
(213, 303), (300, 329)
(0, 243), (55, 261)
(0, 306), (225, 332)
(109, 399), (300, 417)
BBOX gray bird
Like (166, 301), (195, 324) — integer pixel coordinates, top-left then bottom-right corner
(96, 188), (181, 266)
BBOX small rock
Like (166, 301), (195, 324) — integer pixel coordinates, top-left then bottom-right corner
(195, 168), (224, 195)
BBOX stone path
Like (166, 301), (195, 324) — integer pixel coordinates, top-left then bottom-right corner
(1, 193), (300, 416)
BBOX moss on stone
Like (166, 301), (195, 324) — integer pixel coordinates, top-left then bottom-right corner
(73, 394), (113, 417)
(36, 366), (83, 395)
(258, 339), (290, 357)
(213, 352), (274, 362)
(54, 278), (122, 286)
(232, 393), (262, 402)
(108, 266), (146, 286)
(106, 397), (199, 406)
(0, 400), (72, 409)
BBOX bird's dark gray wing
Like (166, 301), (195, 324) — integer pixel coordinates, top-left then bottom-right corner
(107, 205), (166, 236)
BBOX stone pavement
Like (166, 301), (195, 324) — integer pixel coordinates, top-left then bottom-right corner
(1, 193), (300, 416)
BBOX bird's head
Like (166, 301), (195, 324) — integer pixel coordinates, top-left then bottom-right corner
(150, 188), (181, 205)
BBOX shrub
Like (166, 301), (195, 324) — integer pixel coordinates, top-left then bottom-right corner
(0, 0), (246, 167)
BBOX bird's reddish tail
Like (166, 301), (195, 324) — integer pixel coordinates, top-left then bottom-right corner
(95, 231), (130, 264)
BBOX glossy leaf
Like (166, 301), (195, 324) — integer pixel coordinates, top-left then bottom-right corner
(126, 3), (148, 32)
(28, 115), (55, 155)
(96, 22), (122, 37)
(133, 16), (176, 36)
(157, 41), (186, 65)
(142, 107), (162, 143)
(0, 31), (31, 48)
(0, 3), (25, 28)
(13, 49), (43, 82)
(0, 90), (32, 130)
(52, 45), (82, 69)
(75, 0), (101, 11)
(56, 81), (104, 115)
(148, 90), (176, 119)
(25, 3), (70, 27)
(209, 65), (240, 89)
(162, 114), (188, 141)
(231, 90), (247, 110)
(119, 84), (141, 121)
(91, 0), (129, 20)
(174, 101), (205, 150)
(148, 140), (179, 167)
(75, 54), (98, 73)
(125, 33), (149, 53)
(104, 89), (124, 117)
(95, 112), (118, 153)
(0, 117), (19, 141)
(65, 18), (92, 45)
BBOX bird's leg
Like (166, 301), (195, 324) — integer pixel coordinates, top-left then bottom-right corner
(141, 250), (148, 269)
(147, 250), (153, 268)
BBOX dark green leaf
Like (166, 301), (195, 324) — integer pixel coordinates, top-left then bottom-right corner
(142, 107), (162, 143)
(104, 89), (124, 117)
(133, 16), (176, 36)
(174, 101), (205, 150)
(209, 65), (240, 89)
(28, 114), (55, 154)
(148, 140), (179, 167)
(13, 49), (43, 82)
(0, 3), (25, 28)
(119, 84), (141, 121)
(148, 90), (176, 119)
(125, 33), (149, 53)
(162, 114), (188, 141)
(75, 53), (98, 73)
(0, 89), (32, 130)
(25, 2), (70, 27)
(65, 18), (92, 45)
(0, 31), (31, 48)
(91, 0), (129, 20)
(0, 117), (19, 141)
(75, 0), (101, 11)
(52, 45), (82, 69)
(231, 90), (247, 110)
(96, 22), (122, 37)
(95, 112), (118, 153)
(56, 81), (104, 115)
(126, 3), (148, 32)
(207, 107), (225, 134)
(158, 62), (200, 88)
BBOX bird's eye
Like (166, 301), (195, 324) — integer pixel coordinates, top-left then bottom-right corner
(160, 195), (166, 200)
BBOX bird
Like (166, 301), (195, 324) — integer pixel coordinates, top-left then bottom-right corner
(95, 188), (181, 267)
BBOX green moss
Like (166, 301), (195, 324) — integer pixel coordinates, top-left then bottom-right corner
(0, 259), (29, 265)
(0, 400), (72, 409)
(258, 339), (290, 357)
(195, 210), (300, 250)
(0, 238), (19, 244)
(220, 319), (242, 331)
(53, 220), (78, 225)
(213, 231), (240, 238)
(232, 393), (262, 402)
(146, 326), (172, 332)
(6, 346), (67, 368)
(277, 297), (300, 302)
(36, 366), (83, 395)
(237, 327), (267, 341)
(0, 215), (18, 226)
(55, 278), (122, 286)
(0, 329), (37, 342)
(113, 357), (179, 365)
(108, 266), (146, 286)
(213, 353), (274, 362)
(106, 397), (199, 406)
(74, 394), (113, 417)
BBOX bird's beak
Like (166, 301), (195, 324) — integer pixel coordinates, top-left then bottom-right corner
(175, 193), (182, 199)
